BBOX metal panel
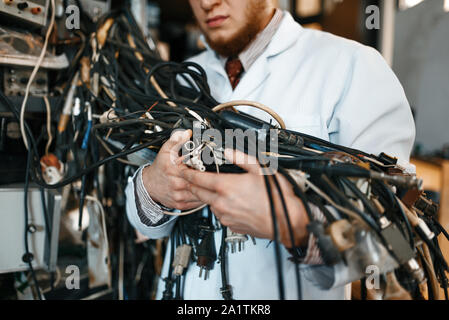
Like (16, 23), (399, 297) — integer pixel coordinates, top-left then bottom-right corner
(0, 0), (49, 27)
(0, 185), (61, 274)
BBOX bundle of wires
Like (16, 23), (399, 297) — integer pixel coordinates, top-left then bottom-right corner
(2, 6), (448, 301)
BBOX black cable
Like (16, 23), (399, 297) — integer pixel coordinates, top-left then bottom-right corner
(92, 118), (172, 130)
(360, 277), (367, 300)
(340, 177), (382, 220)
(162, 231), (176, 300)
(0, 93), (51, 300)
(277, 167), (314, 222)
(31, 135), (167, 190)
(39, 170), (51, 247)
(24, 149), (42, 300)
(435, 220), (449, 242)
(271, 174), (302, 300)
(376, 181), (415, 249)
(415, 228), (449, 272)
(219, 226), (233, 300)
(262, 172), (285, 300)
(175, 276), (181, 300)
(1, 84), (184, 194)
(4, 7), (449, 302)
(320, 175), (380, 233)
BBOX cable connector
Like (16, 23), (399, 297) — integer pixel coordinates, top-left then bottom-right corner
(172, 244), (192, 276)
(225, 229), (248, 253)
(196, 231), (217, 280)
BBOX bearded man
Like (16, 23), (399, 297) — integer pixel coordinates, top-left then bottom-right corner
(125, 0), (415, 300)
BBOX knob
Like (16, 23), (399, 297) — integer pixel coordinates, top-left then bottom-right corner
(17, 2), (28, 10)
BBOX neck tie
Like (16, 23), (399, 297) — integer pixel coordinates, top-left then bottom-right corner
(225, 57), (244, 90)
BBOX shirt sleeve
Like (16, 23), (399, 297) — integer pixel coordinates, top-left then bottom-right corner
(125, 166), (178, 239)
(133, 164), (169, 226)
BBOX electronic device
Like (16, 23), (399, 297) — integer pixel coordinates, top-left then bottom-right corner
(0, 26), (69, 69)
(3, 66), (48, 96)
(0, 0), (50, 27)
(0, 185), (61, 274)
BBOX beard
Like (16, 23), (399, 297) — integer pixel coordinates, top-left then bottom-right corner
(202, 1), (270, 58)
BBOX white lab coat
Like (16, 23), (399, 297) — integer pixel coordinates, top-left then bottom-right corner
(125, 12), (416, 300)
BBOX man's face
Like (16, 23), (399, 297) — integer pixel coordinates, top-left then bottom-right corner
(189, 0), (273, 57)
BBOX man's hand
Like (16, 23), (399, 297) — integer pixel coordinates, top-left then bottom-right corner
(180, 149), (309, 248)
(142, 130), (204, 211)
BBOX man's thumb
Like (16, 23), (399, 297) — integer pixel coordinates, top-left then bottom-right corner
(164, 129), (192, 153)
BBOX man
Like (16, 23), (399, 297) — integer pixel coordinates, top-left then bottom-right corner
(125, 0), (415, 299)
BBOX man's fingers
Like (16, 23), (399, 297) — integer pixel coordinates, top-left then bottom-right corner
(161, 130), (192, 165)
(189, 184), (219, 205)
(224, 149), (262, 175)
(163, 129), (192, 153)
(181, 168), (220, 191)
(177, 201), (205, 211)
(183, 200), (204, 207)
(170, 199), (204, 211)
(171, 189), (200, 202)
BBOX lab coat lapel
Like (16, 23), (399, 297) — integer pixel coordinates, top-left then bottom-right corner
(232, 56), (270, 99)
(200, 38), (232, 102)
(232, 12), (304, 99)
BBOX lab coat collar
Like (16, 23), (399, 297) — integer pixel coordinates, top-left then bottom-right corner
(199, 11), (304, 100)
(265, 11), (304, 58)
(233, 12), (304, 99)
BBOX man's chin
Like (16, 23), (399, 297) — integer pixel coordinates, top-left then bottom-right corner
(205, 32), (244, 57)
(206, 31), (233, 46)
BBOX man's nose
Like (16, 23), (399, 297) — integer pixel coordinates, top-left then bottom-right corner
(200, 0), (221, 11)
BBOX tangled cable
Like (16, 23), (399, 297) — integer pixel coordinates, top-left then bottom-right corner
(2, 7), (447, 301)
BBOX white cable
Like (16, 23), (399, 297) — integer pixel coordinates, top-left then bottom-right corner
(43, 96), (52, 155)
(212, 100), (286, 129)
(20, 0), (56, 150)
(85, 195), (110, 256)
(163, 204), (208, 217)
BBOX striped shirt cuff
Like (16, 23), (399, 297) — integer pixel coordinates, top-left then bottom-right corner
(133, 165), (169, 227)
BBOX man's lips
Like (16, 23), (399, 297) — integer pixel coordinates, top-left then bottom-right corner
(206, 15), (229, 28)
